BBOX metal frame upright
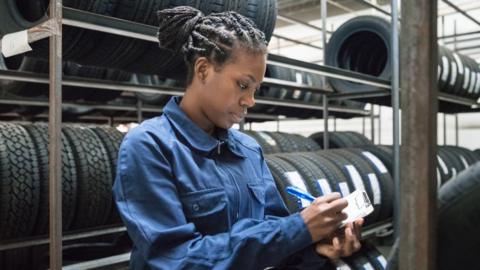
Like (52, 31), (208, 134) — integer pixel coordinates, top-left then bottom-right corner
(48, 0), (63, 269)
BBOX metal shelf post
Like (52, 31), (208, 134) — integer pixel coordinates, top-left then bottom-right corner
(391, 0), (401, 241)
(400, 0), (438, 268)
(48, 0), (63, 269)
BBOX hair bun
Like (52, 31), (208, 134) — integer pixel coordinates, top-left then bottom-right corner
(157, 6), (204, 53)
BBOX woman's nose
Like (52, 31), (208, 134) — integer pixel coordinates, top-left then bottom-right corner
(241, 92), (256, 108)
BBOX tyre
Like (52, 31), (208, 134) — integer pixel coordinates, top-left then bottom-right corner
(91, 126), (125, 224)
(309, 132), (350, 149)
(0, 123), (40, 240)
(133, 74), (177, 105)
(265, 132), (296, 153)
(301, 152), (352, 197)
(275, 154), (328, 197)
(265, 155), (313, 213)
(360, 145), (393, 174)
(63, 125), (112, 229)
(21, 124), (78, 234)
(325, 16), (391, 94)
(343, 251), (377, 270)
(362, 242), (388, 270)
(437, 162), (480, 270)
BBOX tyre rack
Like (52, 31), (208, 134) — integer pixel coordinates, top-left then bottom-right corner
(0, 1), (477, 269)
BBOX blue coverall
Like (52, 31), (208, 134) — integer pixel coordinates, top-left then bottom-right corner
(113, 96), (328, 269)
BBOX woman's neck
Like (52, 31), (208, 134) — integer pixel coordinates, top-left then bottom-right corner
(179, 91), (215, 135)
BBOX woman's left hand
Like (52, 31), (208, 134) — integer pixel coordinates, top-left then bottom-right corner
(315, 218), (364, 262)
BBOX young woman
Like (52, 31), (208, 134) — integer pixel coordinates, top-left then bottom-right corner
(113, 6), (363, 269)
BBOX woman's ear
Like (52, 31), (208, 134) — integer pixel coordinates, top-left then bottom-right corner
(194, 57), (211, 84)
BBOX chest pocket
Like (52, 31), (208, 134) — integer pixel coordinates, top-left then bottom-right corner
(180, 187), (230, 235)
(247, 182), (266, 219)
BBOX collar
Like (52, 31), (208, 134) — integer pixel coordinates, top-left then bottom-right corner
(163, 96), (246, 158)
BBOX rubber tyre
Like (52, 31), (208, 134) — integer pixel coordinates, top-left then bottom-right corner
(91, 126), (125, 225)
(275, 153), (328, 197)
(265, 155), (311, 213)
(0, 123), (40, 240)
(21, 124), (78, 234)
(437, 162), (480, 270)
(63, 125), (112, 229)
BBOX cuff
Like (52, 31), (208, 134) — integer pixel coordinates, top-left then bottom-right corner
(279, 212), (313, 255)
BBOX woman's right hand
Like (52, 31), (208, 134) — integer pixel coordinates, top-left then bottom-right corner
(300, 192), (348, 243)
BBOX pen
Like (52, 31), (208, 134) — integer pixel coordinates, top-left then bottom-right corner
(286, 186), (316, 202)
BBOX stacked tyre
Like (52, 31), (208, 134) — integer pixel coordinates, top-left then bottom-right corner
(242, 130), (321, 154)
(0, 0), (278, 79)
(266, 148), (394, 226)
(0, 123), (125, 242)
(325, 15), (480, 106)
(356, 144), (480, 188)
(309, 131), (372, 148)
(251, 65), (366, 118)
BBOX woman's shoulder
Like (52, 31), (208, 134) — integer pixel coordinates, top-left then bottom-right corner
(122, 115), (174, 149)
(229, 129), (262, 154)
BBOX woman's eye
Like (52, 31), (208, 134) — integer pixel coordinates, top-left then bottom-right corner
(238, 82), (248, 90)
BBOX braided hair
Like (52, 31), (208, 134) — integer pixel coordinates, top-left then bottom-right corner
(157, 6), (268, 85)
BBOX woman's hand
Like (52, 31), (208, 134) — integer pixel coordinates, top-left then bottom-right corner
(315, 218), (364, 262)
(300, 192), (348, 243)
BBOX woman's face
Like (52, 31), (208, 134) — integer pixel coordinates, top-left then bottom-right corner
(199, 50), (266, 130)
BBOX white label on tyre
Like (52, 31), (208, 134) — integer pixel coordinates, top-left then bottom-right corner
(345, 165), (365, 191)
(475, 73), (480, 94)
(338, 182), (350, 197)
(258, 132), (277, 146)
(437, 65), (441, 80)
(468, 70), (476, 93)
(451, 168), (457, 179)
(463, 67), (470, 90)
(450, 60), (458, 86)
(362, 151), (388, 173)
(284, 171), (311, 207)
(459, 155), (469, 169)
(293, 72), (303, 99)
(437, 168), (441, 190)
(441, 56), (449, 82)
(284, 171), (308, 192)
(368, 173), (381, 205)
(363, 262), (375, 270)
(453, 53), (464, 74)
(316, 179), (332, 196)
(377, 255), (388, 268)
(437, 155), (448, 175)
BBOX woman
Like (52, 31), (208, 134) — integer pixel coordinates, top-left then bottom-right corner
(113, 6), (362, 269)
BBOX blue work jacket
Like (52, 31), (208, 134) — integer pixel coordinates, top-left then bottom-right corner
(113, 96), (327, 269)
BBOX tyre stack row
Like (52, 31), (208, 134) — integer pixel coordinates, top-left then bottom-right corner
(309, 131), (372, 148)
(250, 65), (366, 119)
(358, 145), (480, 188)
(242, 130), (321, 154)
(266, 148), (394, 226)
(326, 15), (480, 108)
(0, 123), (124, 242)
(0, 0), (277, 79)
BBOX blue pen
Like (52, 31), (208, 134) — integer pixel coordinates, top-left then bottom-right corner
(286, 186), (316, 202)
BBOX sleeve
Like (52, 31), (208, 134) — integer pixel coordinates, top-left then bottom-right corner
(259, 150), (329, 270)
(112, 129), (316, 270)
